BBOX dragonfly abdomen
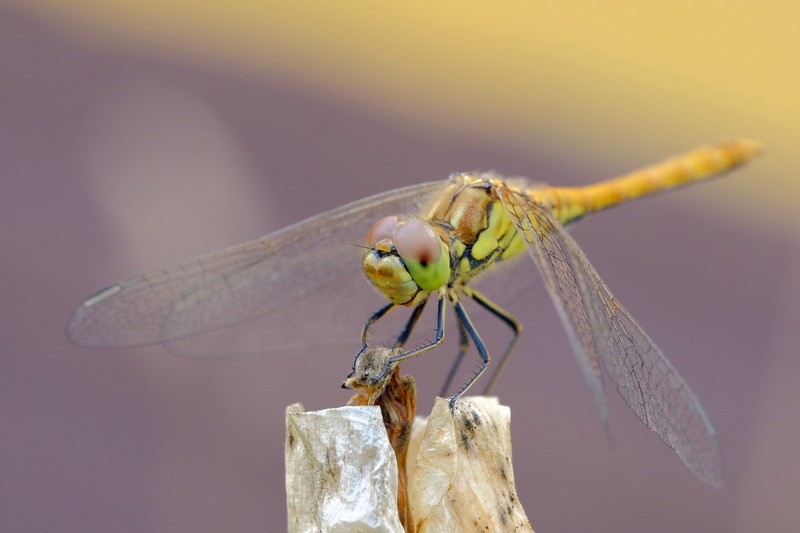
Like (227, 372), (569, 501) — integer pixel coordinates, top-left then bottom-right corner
(533, 139), (761, 226)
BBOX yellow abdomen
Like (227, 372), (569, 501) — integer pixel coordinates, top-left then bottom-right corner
(532, 139), (761, 225)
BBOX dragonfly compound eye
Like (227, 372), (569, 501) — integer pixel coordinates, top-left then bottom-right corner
(395, 220), (451, 290)
(365, 216), (399, 248)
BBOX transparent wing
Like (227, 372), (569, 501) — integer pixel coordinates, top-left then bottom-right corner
(497, 184), (723, 487)
(67, 180), (446, 358)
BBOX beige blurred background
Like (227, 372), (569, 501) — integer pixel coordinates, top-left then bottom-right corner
(2, 1), (798, 531)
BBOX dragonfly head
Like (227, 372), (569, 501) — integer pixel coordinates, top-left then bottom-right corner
(363, 216), (451, 305)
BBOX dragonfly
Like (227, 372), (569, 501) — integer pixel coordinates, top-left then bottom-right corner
(68, 139), (760, 487)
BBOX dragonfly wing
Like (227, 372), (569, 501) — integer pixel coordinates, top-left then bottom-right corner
(496, 186), (610, 429)
(497, 185), (723, 487)
(68, 180), (445, 357)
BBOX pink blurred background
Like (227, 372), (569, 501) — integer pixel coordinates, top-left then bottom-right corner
(2, 3), (799, 532)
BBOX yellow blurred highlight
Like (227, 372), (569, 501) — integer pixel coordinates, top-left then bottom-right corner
(15, 0), (800, 233)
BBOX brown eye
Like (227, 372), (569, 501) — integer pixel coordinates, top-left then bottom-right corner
(365, 216), (399, 247)
(395, 220), (440, 265)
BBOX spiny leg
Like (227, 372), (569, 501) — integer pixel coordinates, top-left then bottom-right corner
(348, 301), (396, 376)
(439, 314), (470, 397)
(462, 286), (522, 395)
(360, 302), (395, 344)
(393, 298), (428, 349)
(366, 291), (447, 385)
(449, 296), (490, 408)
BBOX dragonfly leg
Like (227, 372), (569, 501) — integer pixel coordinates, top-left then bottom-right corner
(449, 297), (490, 408)
(439, 315), (470, 397)
(373, 291), (447, 383)
(360, 302), (395, 344)
(393, 299), (428, 348)
(462, 286), (522, 395)
(348, 302), (396, 376)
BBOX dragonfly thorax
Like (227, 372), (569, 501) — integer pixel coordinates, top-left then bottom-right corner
(425, 174), (528, 283)
(363, 216), (451, 306)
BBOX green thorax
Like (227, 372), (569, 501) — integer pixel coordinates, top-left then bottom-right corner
(425, 174), (526, 285)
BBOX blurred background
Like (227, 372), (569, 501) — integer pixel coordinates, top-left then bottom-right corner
(2, 1), (799, 531)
